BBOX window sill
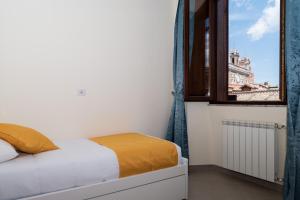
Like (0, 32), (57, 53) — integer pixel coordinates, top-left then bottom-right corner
(184, 100), (287, 107)
(208, 101), (287, 107)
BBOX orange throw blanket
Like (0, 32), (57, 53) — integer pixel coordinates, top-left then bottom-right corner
(90, 133), (178, 178)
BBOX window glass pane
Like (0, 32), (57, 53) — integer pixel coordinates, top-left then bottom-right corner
(189, 0), (210, 97)
(205, 18), (209, 68)
(228, 0), (280, 101)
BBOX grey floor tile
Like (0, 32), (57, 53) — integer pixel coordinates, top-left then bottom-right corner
(188, 167), (282, 200)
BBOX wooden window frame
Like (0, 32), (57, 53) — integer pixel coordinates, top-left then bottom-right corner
(184, 0), (217, 102)
(184, 0), (287, 105)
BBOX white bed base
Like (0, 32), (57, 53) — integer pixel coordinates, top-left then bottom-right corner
(21, 158), (188, 200)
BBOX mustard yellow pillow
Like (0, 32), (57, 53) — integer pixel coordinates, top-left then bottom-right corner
(0, 123), (58, 154)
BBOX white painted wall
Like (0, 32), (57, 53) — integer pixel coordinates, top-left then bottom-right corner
(0, 0), (287, 178)
(0, 0), (176, 140)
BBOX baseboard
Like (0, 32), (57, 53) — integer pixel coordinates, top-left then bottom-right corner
(188, 165), (283, 192)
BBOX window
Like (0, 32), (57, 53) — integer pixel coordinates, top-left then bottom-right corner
(184, 0), (286, 104)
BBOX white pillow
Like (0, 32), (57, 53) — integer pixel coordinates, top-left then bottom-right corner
(0, 139), (19, 163)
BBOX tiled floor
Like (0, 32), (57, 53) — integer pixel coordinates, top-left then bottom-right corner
(189, 166), (282, 200)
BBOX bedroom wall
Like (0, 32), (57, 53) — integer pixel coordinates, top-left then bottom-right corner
(0, 0), (287, 178)
(0, 0), (176, 140)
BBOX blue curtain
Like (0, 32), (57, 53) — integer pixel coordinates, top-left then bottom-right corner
(166, 0), (189, 158)
(284, 0), (300, 199)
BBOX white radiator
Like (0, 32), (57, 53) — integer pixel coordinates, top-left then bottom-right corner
(222, 120), (280, 182)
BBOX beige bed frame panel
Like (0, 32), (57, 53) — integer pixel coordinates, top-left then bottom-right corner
(21, 158), (188, 200)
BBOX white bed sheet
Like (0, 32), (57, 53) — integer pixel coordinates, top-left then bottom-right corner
(0, 139), (182, 200)
(0, 139), (119, 200)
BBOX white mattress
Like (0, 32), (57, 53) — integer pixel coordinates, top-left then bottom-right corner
(0, 139), (182, 200)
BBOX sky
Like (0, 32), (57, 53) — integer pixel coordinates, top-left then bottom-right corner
(229, 0), (280, 85)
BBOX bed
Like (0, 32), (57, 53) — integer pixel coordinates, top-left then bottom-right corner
(0, 138), (188, 200)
